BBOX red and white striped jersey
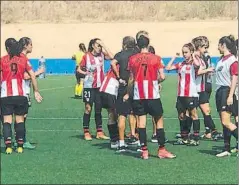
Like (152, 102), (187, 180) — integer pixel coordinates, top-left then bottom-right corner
(128, 53), (164, 100)
(80, 52), (105, 88)
(194, 55), (206, 92)
(215, 54), (238, 91)
(174, 62), (198, 97)
(99, 66), (119, 96)
(0, 54), (32, 98)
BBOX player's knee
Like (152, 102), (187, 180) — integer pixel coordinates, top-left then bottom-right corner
(178, 113), (186, 121)
(85, 105), (92, 114)
(190, 110), (198, 120)
(201, 104), (211, 115)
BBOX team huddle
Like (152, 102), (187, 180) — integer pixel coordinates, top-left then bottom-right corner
(0, 31), (238, 159)
(73, 31), (238, 159)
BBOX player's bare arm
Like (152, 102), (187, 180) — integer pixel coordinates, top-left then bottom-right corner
(27, 69), (43, 103)
(165, 53), (180, 70)
(123, 73), (134, 101)
(228, 75), (238, 105)
(24, 67), (45, 80)
(110, 59), (120, 78)
(97, 40), (114, 60)
(196, 65), (214, 76)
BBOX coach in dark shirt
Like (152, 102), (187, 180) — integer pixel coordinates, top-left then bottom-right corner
(111, 36), (138, 151)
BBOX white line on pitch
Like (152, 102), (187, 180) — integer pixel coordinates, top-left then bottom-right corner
(27, 117), (220, 120)
(40, 86), (73, 91)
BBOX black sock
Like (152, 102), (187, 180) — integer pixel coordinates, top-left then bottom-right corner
(179, 120), (188, 140)
(203, 114), (211, 133)
(231, 127), (238, 140)
(23, 117), (27, 142)
(204, 115), (216, 132)
(107, 123), (119, 142)
(223, 126), (231, 152)
(193, 119), (200, 141)
(156, 128), (165, 148)
(3, 122), (12, 148)
(186, 116), (192, 133)
(15, 122), (25, 147)
(83, 113), (91, 132)
(138, 128), (147, 149)
(95, 113), (102, 132)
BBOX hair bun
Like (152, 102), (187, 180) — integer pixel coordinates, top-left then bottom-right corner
(228, 34), (235, 42)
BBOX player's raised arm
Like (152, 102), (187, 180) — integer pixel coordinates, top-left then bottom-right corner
(97, 40), (114, 60)
(25, 61), (43, 103)
(165, 53), (180, 71)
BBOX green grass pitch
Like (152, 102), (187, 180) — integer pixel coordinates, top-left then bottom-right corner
(1, 75), (237, 184)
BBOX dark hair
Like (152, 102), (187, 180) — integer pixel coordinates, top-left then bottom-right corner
(19, 37), (31, 52)
(191, 37), (206, 50)
(148, 45), (155, 54)
(200, 36), (209, 48)
(136, 30), (149, 40)
(183, 43), (195, 53)
(5, 38), (21, 59)
(219, 35), (237, 56)
(79, 43), (86, 53)
(137, 35), (149, 50)
(88, 38), (100, 52)
(123, 36), (136, 49)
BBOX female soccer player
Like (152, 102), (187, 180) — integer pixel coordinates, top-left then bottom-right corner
(1, 38), (42, 154)
(72, 43), (86, 98)
(192, 37), (221, 141)
(77, 38), (113, 141)
(99, 65), (120, 149)
(166, 43), (201, 146)
(16, 37), (45, 149)
(215, 35), (238, 157)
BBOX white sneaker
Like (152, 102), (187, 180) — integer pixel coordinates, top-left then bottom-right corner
(216, 151), (231, 157)
(110, 141), (119, 149)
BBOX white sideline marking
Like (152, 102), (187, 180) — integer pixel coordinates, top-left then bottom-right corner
(27, 129), (180, 132)
(27, 117), (220, 120)
(40, 86), (73, 91)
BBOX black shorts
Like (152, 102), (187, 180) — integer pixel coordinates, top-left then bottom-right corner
(116, 94), (133, 117)
(198, 91), (209, 105)
(176, 96), (198, 114)
(205, 82), (212, 99)
(232, 99), (238, 117)
(75, 66), (84, 83)
(83, 88), (101, 105)
(0, 96), (28, 116)
(216, 86), (237, 113)
(101, 92), (116, 109)
(132, 99), (163, 117)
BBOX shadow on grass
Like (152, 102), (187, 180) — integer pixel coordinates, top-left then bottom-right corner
(91, 142), (142, 159)
(199, 145), (225, 156)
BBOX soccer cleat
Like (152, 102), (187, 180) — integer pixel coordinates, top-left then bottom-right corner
(16, 147), (23, 153)
(6, 147), (13, 154)
(151, 134), (157, 143)
(96, 132), (110, 140)
(187, 139), (199, 146)
(173, 138), (188, 145)
(127, 135), (139, 145)
(216, 151), (231, 157)
(116, 145), (128, 153)
(23, 141), (36, 149)
(84, 133), (92, 141)
(141, 150), (149, 160)
(231, 147), (238, 154)
(110, 141), (119, 149)
(158, 148), (176, 159)
(200, 132), (211, 139)
(175, 133), (181, 139)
